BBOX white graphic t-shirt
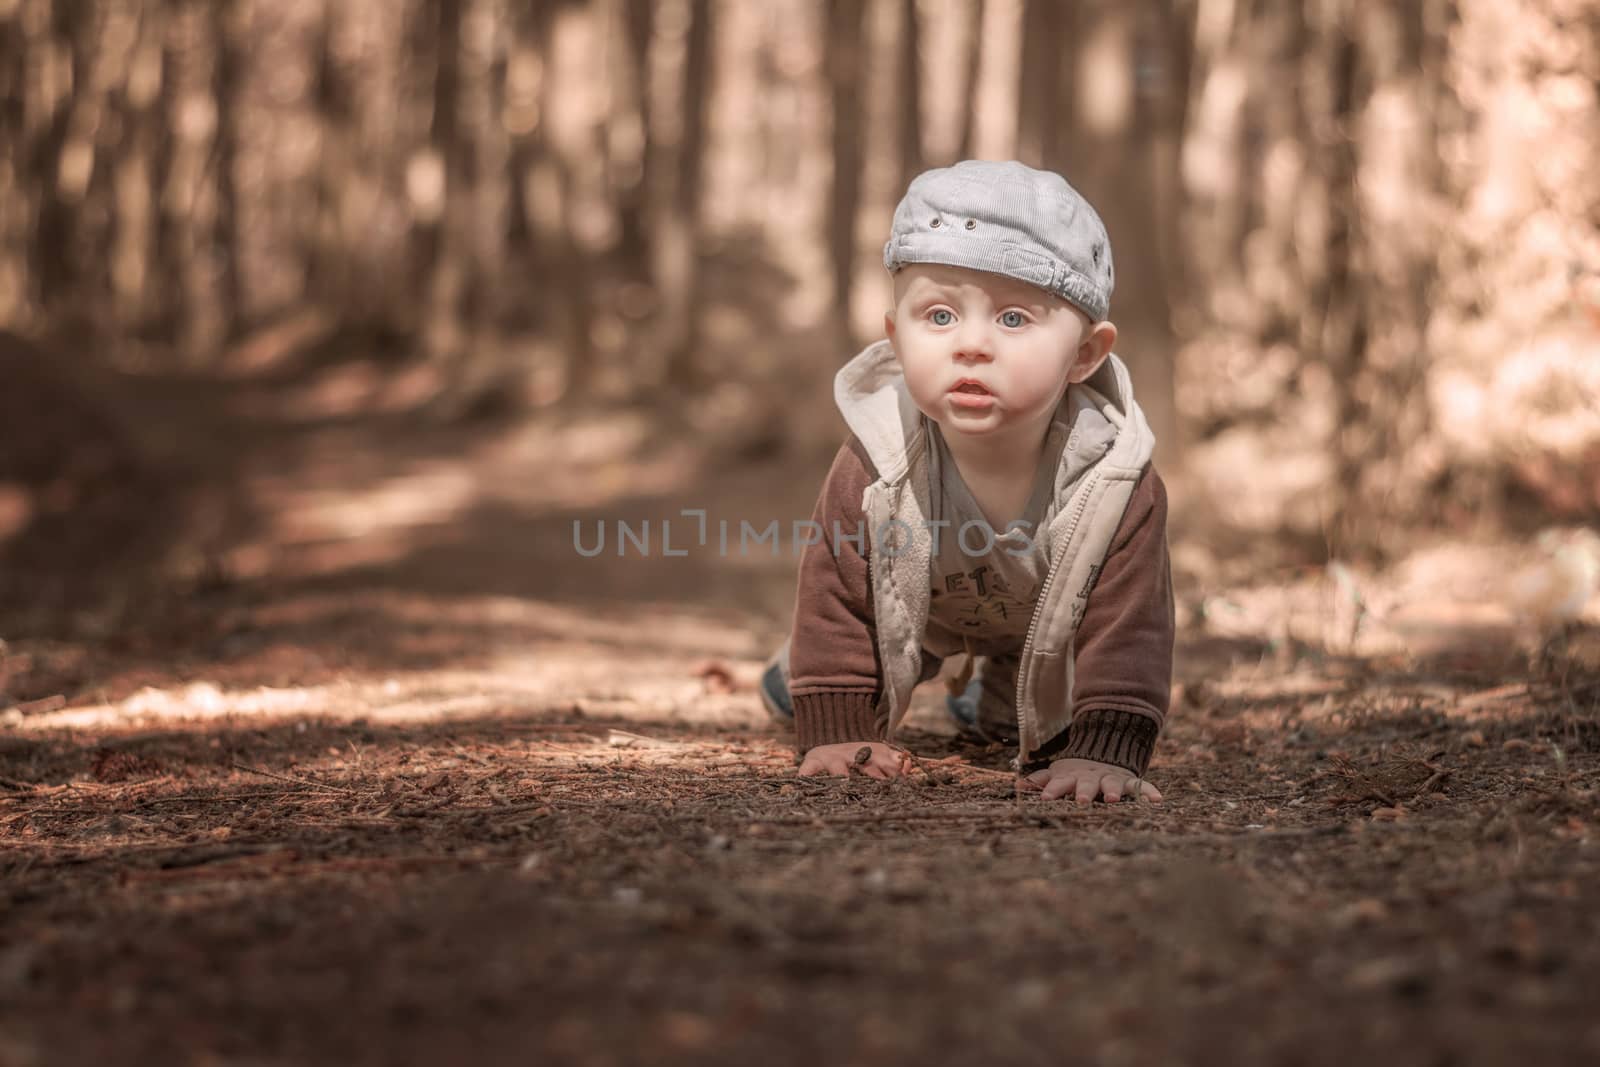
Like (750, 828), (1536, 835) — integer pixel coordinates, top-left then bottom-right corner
(921, 417), (1066, 659)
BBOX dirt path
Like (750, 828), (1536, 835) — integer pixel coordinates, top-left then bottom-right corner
(2, 363), (1598, 1065)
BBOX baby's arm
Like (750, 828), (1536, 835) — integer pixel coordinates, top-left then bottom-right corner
(787, 437), (903, 777)
(1025, 465), (1174, 803)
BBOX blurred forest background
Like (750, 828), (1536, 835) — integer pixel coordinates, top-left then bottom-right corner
(10, 7), (1600, 1058)
(2, 0), (1599, 607)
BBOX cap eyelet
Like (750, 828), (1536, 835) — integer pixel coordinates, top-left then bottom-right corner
(929, 217), (941, 228)
(965, 219), (977, 230)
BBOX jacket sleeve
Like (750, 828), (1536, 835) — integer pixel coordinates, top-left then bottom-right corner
(787, 436), (886, 751)
(1044, 463), (1174, 776)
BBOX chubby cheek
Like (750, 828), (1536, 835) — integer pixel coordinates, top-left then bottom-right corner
(893, 343), (948, 414)
(903, 370), (948, 419)
(990, 354), (1055, 410)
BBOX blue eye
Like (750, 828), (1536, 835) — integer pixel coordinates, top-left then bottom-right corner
(930, 309), (954, 326)
(1000, 310), (1026, 328)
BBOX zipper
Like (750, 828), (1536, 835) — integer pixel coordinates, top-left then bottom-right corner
(1010, 471), (1099, 770)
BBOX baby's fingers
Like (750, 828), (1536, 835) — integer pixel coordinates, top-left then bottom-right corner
(872, 753), (907, 779)
(1074, 776), (1101, 806)
(799, 755), (849, 777)
(1040, 773), (1078, 801)
(1134, 778), (1164, 803)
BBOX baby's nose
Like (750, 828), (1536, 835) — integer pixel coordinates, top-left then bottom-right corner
(952, 321), (996, 361)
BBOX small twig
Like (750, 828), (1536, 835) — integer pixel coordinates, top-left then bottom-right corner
(155, 844), (289, 871)
(26, 838), (272, 869)
(13, 791), (316, 816)
(2, 807), (108, 817)
(893, 748), (1017, 782)
(889, 743), (935, 779)
(947, 763), (1017, 781)
(1456, 683), (1533, 710)
(11, 694), (65, 716)
(1418, 768), (1454, 795)
(229, 761), (356, 795)
(605, 729), (687, 750)
(750, 809), (1030, 827)
(137, 789), (312, 807)
(449, 742), (497, 767)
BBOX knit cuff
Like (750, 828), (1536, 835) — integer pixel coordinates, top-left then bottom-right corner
(1040, 707), (1160, 776)
(793, 689), (882, 751)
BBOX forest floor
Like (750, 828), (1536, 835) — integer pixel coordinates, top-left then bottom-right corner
(2, 336), (1599, 1066)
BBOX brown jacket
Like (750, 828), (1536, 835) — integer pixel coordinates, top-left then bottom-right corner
(787, 431), (1173, 776)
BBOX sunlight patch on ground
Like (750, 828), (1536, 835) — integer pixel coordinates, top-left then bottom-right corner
(15, 651), (774, 734)
(1185, 533), (1600, 666)
(242, 591), (771, 659)
(277, 466), (479, 542)
(225, 465), (481, 579)
(473, 420), (702, 512)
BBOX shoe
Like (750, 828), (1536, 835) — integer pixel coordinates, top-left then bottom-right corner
(759, 642), (794, 723)
(944, 655), (1020, 743)
(945, 672), (984, 733)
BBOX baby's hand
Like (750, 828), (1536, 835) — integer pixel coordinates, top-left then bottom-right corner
(798, 741), (909, 780)
(1022, 757), (1163, 805)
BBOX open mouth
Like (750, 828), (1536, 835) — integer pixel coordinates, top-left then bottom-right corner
(951, 380), (991, 395)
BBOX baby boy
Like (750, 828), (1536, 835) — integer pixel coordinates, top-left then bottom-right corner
(762, 160), (1173, 804)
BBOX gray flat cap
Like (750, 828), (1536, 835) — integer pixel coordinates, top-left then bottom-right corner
(882, 160), (1114, 321)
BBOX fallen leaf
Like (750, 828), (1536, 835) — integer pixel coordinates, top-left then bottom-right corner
(607, 729), (683, 749)
(692, 660), (737, 694)
(658, 1012), (714, 1051)
(1346, 956), (1429, 995)
(1342, 897), (1390, 924)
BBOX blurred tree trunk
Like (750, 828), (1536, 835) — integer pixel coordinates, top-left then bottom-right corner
(410, 0), (513, 409)
(826, 0), (866, 352)
(1317, 14), (1370, 548)
(310, 0), (357, 321)
(656, 0), (712, 389)
(615, 0), (655, 276)
(0, 8), (25, 328)
(506, 0), (598, 399)
(108, 3), (166, 337)
(1047, 3), (1179, 460)
(897, 0), (923, 189)
(1318, 3), (1438, 550)
(307, 2), (408, 339)
(954, 0), (985, 162)
(30, 2), (89, 324)
(1017, 0), (1068, 168)
(210, 0), (242, 339)
(417, 0), (464, 365)
(445, 0), (512, 413)
(163, 0), (229, 361)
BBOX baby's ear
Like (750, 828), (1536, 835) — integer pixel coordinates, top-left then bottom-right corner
(883, 311), (897, 343)
(1067, 320), (1118, 383)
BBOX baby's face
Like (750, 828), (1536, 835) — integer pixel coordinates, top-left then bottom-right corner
(886, 264), (1097, 440)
